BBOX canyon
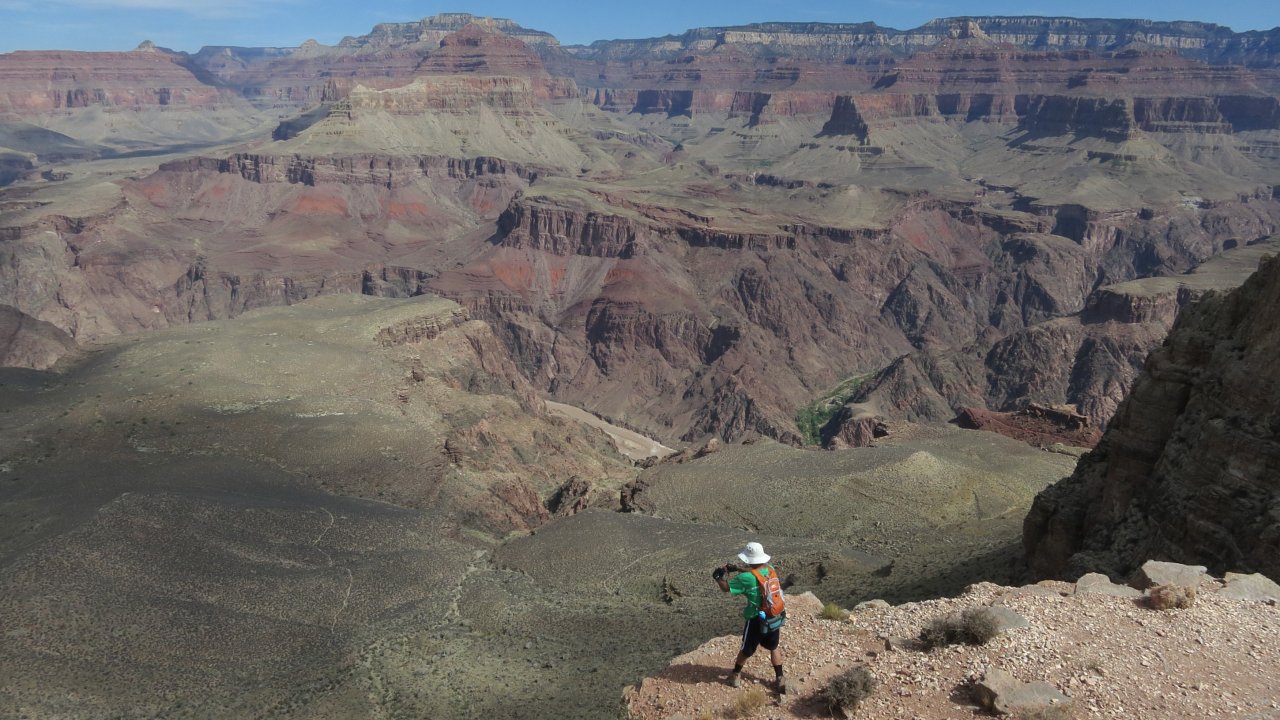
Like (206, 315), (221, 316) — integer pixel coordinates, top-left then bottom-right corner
(4, 16), (1280, 446)
(2, 10), (1280, 718)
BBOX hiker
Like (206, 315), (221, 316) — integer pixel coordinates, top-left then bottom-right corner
(712, 541), (787, 693)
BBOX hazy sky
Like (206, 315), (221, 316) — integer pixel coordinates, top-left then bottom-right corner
(0, 0), (1277, 53)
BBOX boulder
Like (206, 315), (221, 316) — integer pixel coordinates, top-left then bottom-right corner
(545, 476), (592, 517)
(984, 606), (1030, 633)
(787, 591), (825, 617)
(1130, 560), (1210, 590)
(880, 634), (916, 652)
(972, 667), (1071, 715)
(1010, 583), (1067, 598)
(693, 437), (722, 458)
(1221, 572), (1280, 603)
(1075, 573), (1142, 598)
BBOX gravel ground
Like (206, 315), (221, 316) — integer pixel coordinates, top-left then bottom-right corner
(625, 578), (1280, 719)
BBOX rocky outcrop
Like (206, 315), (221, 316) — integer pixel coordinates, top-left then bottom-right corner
(0, 152), (33, 186)
(954, 406), (1102, 449)
(821, 408), (888, 448)
(343, 13), (559, 51)
(340, 75), (544, 114)
(495, 197), (642, 257)
(414, 25), (576, 101)
(157, 152), (535, 188)
(375, 307), (471, 347)
(0, 304), (77, 369)
(1025, 255), (1280, 582)
(189, 16), (569, 107)
(0, 48), (228, 113)
(568, 18), (1280, 66)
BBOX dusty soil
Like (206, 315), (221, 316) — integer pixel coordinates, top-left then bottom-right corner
(625, 578), (1280, 719)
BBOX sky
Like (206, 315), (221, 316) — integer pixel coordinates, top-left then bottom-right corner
(0, 0), (1277, 53)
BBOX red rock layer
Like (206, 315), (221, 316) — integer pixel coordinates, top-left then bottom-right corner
(0, 49), (226, 112)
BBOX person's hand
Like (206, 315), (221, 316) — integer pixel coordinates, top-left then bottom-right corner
(711, 565), (727, 581)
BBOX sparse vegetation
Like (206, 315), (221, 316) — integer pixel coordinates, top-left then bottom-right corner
(817, 666), (877, 716)
(1147, 583), (1197, 610)
(820, 602), (849, 621)
(730, 687), (769, 718)
(1014, 704), (1075, 720)
(795, 372), (874, 445)
(919, 607), (1001, 649)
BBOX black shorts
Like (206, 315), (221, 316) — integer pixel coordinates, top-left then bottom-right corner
(739, 617), (781, 657)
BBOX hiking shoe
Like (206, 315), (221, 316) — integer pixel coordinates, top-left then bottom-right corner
(776, 676), (787, 695)
(728, 673), (742, 688)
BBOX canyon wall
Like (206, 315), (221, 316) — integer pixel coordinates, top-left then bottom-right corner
(1025, 256), (1280, 580)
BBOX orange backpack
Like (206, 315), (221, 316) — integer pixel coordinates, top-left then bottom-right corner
(750, 566), (786, 618)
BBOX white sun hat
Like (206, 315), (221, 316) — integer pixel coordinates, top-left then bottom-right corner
(738, 541), (770, 565)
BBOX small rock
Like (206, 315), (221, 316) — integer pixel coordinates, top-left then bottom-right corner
(1075, 573), (1142, 598)
(1130, 560), (1210, 590)
(883, 636), (915, 652)
(1220, 572), (1280, 603)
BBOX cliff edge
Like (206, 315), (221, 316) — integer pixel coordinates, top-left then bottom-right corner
(1025, 255), (1280, 581)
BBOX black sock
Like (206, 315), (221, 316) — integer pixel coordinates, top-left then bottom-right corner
(733, 663), (744, 674)
(773, 664), (784, 678)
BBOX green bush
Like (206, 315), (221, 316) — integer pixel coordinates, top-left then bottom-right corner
(820, 602), (849, 621)
(919, 607), (1001, 649)
(794, 373), (874, 445)
(817, 666), (876, 716)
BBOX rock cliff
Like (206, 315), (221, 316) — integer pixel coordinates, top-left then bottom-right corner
(0, 48), (227, 113)
(1025, 255), (1280, 581)
(567, 17), (1280, 67)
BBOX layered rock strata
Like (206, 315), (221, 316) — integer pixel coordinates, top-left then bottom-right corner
(1024, 256), (1280, 581)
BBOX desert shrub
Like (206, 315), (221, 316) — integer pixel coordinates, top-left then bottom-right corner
(730, 687), (769, 718)
(1147, 583), (1196, 610)
(817, 666), (877, 716)
(919, 607), (1001, 649)
(696, 710), (714, 720)
(1014, 704), (1074, 720)
(821, 602), (849, 621)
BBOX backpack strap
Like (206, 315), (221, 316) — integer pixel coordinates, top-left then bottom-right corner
(748, 567), (771, 606)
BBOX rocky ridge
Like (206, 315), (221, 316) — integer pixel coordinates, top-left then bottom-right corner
(1024, 253), (1280, 581)
(832, 234), (1280, 445)
(568, 17), (1280, 66)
